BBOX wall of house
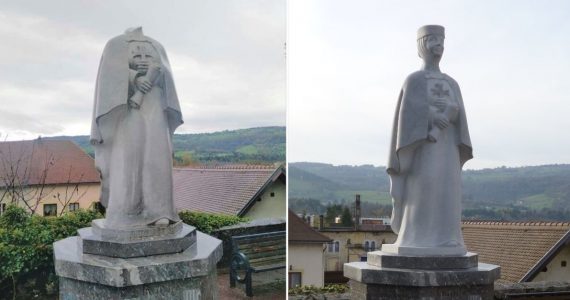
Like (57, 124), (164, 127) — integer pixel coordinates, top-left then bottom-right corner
(289, 243), (326, 287)
(321, 230), (397, 271)
(244, 180), (286, 220)
(5, 183), (100, 216)
(532, 245), (570, 282)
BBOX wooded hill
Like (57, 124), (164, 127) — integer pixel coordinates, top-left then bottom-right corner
(45, 126), (285, 164)
(289, 162), (570, 220)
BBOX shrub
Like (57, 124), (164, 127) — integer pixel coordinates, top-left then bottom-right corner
(0, 205), (102, 298)
(0, 207), (244, 298)
(178, 211), (247, 234)
(288, 284), (349, 295)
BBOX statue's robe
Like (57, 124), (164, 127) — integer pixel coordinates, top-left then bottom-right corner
(90, 28), (183, 227)
(386, 70), (472, 254)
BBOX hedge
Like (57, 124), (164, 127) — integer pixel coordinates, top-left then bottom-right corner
(0, 206), (102, 299)
(0, 206), (246, 299)
(178, 210), (246, 234)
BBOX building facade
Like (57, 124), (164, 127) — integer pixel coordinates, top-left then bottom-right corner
(288, 210), (331, 287)
(462, 221), (570, 283)
(173, 165), (286, 220)
(0, 139), (101, 216)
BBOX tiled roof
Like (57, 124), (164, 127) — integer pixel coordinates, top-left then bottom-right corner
(289, 210), (332, 243)
(462, 221), (570, 283)
(0, 139), (100, 186)
(181, 164), (278, 170)
(173, 166), (283, 216)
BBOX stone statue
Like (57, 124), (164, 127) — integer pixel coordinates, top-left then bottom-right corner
(90, 27), (183, 228)
(385, 25), (473, 256)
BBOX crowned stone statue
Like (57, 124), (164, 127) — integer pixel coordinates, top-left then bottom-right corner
(383, 25), (473, 256)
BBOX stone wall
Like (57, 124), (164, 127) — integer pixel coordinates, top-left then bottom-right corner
(494, 281), (570, 299)
(288, 282), (570, 300)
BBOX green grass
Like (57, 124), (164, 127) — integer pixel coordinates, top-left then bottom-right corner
(236, 145), (258, 155)
(517, 194), (556, 210)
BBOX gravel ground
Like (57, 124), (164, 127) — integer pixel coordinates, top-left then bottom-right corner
(218, 269), (286, 300)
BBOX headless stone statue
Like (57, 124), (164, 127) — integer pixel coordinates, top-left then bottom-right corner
(90, 27), (183, 229)
(384, 25), (473, 256)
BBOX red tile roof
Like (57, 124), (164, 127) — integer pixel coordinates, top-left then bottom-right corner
(289, 210), (332, 243)
(462, 221), (570, 283)
(173, 166), (284, 216)
(0, 139), (100, 186)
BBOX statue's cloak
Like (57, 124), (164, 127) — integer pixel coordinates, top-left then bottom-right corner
(90, 29), (183, 207)
(386, 70), (472, 234)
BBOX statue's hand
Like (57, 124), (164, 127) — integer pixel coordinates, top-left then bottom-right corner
(135, 77), (152, 94)
(433, 114), (450, 129)
(128, 99), (140, 109)
(433, 98), (447, 111)
(136, 62), (149, 75)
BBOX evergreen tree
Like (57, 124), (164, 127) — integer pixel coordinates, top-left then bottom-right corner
(341, 206), (354, 227)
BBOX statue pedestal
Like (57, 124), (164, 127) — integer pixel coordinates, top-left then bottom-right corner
(344, 251), (500, 300)
(53, 220), (222, 299)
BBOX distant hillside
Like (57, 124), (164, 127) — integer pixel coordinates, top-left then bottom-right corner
(462, 165), (570, 210)
(289, 162), (570, 218)
(45, 126), (285, 164)
(289, 162), (391, 205)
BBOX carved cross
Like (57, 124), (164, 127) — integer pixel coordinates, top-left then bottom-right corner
(431, 83), (449, 98)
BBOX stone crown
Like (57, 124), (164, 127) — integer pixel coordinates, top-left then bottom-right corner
(417, 25), (445, 39)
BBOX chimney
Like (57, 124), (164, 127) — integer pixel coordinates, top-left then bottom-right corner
(319, 215), (324, 230)
(354, 194), (361, 230)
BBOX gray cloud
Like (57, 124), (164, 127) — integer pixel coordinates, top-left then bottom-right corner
(288, 0), (570, 169)
(0, 0), (285, 139)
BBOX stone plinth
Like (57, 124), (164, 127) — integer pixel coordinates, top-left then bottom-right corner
(367, 251), (478, 270)
(54, 224), (222, 300)
(79, 222), (197, 258)
(91, 219), (185, 240)
(381, 243), (467, 256)
(344, 252), (500, 300)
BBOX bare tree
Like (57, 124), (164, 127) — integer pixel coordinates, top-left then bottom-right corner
(0, 139), (88, 216)
(54, 166), (88, 216)
(0, 140), (56, 214)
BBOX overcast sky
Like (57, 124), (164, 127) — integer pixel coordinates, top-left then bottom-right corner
(288, 0), (570, 170)
(0, 0), (285, 140)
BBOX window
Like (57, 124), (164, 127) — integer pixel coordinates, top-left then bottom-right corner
(289, 272), (302, 288)
(43, 204), (57, 217)
(360, 256), (367, 262)
(562, 261), (567, 267)
(68, 203), (80, 212)
(328, 240), (340, 253)
(364, 240), (376, 252)
(93, 202), (106, 214)
(0, 203), (6, 215)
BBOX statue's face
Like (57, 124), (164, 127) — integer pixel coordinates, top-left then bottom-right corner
(130, 44), (154, 72)
(426, 34), (445, 57)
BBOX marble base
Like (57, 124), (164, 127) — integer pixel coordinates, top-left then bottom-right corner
(349, 279), (494, 300)
(54, 230), (222, 299)
(344, 256), (500, 300)
(59, 270), (217, 300)
(367, 251), (478, 270)
(79, 224), (197, 258)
